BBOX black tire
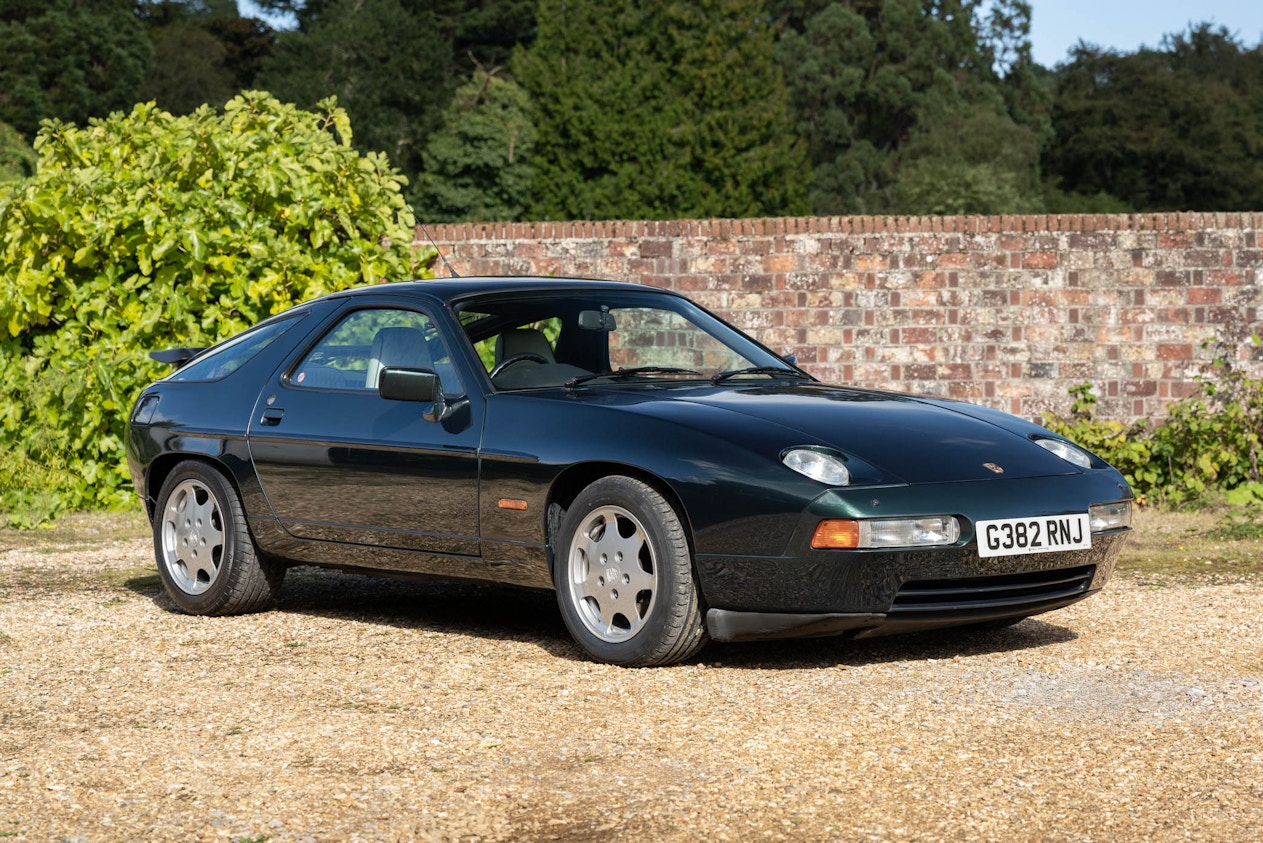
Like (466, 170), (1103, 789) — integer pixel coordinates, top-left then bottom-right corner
(152, 460), (284, 615)
(554, 476), (708, 667)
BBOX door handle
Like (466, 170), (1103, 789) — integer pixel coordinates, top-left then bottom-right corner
(260, 408), (285, 425)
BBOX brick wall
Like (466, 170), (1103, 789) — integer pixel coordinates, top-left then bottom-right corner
(425, 213), (1263, 423)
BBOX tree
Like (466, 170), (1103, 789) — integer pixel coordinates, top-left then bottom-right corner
(429, 0), (537, 79)
(770, 0), (1049, 215)
(515, 0), (808, 220)
(0, 92), (430, 522)
(892, 104), (1043, 214)
(254, 0), (536, 84)
(0, 121), (36, 184)
(140, 22), (237, 113)
(0, 0), (152, 138)
(412, 68), (537, 222)
(137, 2), (277, 115)
(1044, 25), (1263, 212)
(256, 0), (450, 189)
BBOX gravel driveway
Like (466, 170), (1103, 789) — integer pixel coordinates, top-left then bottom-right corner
(1, 534), (1260, 842)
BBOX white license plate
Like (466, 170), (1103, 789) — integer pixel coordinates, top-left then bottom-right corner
(976, 513), (1091, 558)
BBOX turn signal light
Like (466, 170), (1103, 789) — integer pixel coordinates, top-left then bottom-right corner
(812, 519), (862, 549)
(811, 516), (962, 550)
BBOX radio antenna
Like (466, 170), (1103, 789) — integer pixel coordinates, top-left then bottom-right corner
(418, 222), (461, 278)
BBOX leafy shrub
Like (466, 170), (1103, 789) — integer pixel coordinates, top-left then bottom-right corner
(0, 92), (431, 525)
(1044, 344), (1263, 507)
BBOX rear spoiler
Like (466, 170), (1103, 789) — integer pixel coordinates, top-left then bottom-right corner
(149, 348), (208, 369)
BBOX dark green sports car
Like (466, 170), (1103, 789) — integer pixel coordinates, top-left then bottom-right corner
(127, 277), (1133, 666)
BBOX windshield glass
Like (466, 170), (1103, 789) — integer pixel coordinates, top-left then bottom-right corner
(454, 288), (797, 391)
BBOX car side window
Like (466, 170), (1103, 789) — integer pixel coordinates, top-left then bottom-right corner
(167, 314), (305, 382)
(290, 308), (461, 393)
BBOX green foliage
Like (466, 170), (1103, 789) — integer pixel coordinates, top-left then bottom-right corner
(0, 92), (431, 524)
(0, 0), (153, 138)
(413, 69), (537, 222)
(892, 104), (1044, 215)
(1044, 344), (1263, 507)
(1041, 182), (1135, 215)
(1225, 482), (1263, 509)
(1146, 357), (1263, 504)
(1045, 25), (1263, 212)
(1207, 509), (1263, 541)
(257, 0), (451, 188)
(428, 0), (538, 79)
(139, 22), (238, 114)
(262, 0), (537, 79)
(0, 120), (36, 184)
(1209, 482), (1263, 542)
(516, 0), (808, 220)
(137, 4), (277, 116)
(770, 0), (1048, 215)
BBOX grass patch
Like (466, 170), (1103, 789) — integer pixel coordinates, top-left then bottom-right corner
(0, 508), (149, 552)
(0, 566), (160, 595)
(99, 568), (161, 590)
(1118, 504), (1263, 579)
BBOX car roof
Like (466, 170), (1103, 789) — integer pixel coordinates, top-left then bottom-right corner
(317, 276), (671, 306)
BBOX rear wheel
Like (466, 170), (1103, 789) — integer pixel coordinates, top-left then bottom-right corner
(555, 476), (707, 666)
(153, 460), (284, 615)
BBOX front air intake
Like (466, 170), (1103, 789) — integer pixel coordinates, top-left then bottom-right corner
(888, 565), (1096, 621)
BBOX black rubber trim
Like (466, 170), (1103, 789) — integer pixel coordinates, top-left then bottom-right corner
(706, 609), (884, 642)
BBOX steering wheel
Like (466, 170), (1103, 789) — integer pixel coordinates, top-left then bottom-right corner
(489, 352), (549, 379)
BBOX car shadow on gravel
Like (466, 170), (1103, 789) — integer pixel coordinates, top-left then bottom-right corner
(706, 620), (1079, 670)
(273, 567), (580, 649)
(130, 565), (1078, 670)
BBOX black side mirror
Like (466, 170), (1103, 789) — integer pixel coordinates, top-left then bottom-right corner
(379, 367), (446, 422)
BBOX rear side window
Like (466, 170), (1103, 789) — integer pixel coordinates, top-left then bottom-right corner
(168, 314), (305, 382)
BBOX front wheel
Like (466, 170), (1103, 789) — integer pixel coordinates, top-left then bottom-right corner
(554, 476), (707, 666)
(153, 460), (284, 615)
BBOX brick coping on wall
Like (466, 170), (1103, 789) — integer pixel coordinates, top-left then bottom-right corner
(428, 212), (1263, 242)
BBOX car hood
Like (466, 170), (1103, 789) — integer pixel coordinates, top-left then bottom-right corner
(572, 381), (1083, 485)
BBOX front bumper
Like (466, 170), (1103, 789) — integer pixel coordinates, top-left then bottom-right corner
(697, 530), (1129, 642)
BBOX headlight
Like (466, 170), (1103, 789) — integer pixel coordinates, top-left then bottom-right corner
(782, 448), (850, 486)
(812, 516), (960, 550)
(1033, 436), (1094, 468)
(1089, 501), (1132, 532)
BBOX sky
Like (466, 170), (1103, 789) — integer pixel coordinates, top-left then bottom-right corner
(239, 0), (1262, 70)
(238, 1), (289, 28)
(1029, 0), (1263, 67)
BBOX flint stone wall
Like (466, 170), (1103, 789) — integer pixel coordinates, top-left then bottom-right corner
(426, 213), (1263, 423)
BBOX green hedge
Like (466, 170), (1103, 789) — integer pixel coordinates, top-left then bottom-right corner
(1043, 348), (1263, 507)
(0, 92), (431, 526)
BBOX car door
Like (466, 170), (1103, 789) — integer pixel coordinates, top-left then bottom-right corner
(246, 302), (481, 555)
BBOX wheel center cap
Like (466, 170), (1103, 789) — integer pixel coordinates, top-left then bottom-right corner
(605, 567), (619, 583)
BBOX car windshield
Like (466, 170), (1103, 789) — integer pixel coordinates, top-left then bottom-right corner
(454, 288), (802, 391)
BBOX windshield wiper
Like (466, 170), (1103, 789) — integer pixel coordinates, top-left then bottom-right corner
(710, 365), (814, 384)
(566, 366), (703, 388)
